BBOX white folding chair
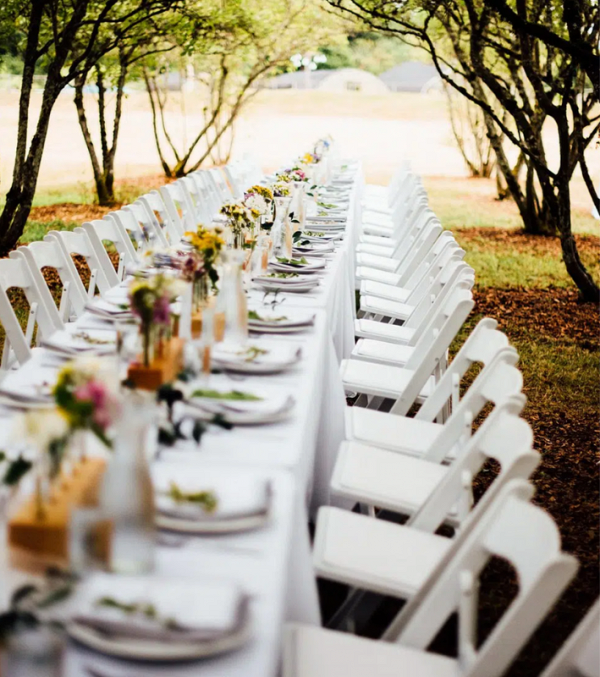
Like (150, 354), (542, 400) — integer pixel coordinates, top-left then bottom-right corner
(346, 345), (522, 463)
(191, 170), (222, 218)
(344, 287), (474, 414)
(81, 218), (137, 284)
(46, 229), (113, 298)
(331, 395), (535, 527)
(12, 240), (88, 322)
(0, 257), (63, 370)
(207, 167), (234, 203)
(123, 200), (169, 248)
(179, 176), (212, 226)
(139, 191), (181, 244)
(160, 182), (196, 232)
(540, 598), (599, 677)
(285, 480), (578, 677)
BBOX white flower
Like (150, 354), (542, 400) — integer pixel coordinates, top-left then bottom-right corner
(12, 409), (69, 451)
(245, 194), (268, 216)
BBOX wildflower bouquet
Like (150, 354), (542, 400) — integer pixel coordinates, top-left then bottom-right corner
(53, 357), (120, 449)
(183, 226), (224, 289)
(220, 202), (259, 246)
(128, 274), (184, 366)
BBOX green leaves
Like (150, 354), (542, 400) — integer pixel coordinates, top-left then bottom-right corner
(191, 388), (262, 401)
(2, 455), (33, 487)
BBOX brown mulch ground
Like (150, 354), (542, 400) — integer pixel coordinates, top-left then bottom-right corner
(473, 286), (600, 347)
(467, 286), (599, 675)
(29, 203), (116, 224)
(455, 226), (600, 259)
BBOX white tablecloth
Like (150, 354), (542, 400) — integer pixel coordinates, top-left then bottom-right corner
(0, 162), (364, 677)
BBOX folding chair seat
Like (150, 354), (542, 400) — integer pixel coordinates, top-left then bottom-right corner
(285, 480), (578, 677)
(331, 396), (536, 527)
(346, 341), (521, 461)
(0, 256), (63, 370)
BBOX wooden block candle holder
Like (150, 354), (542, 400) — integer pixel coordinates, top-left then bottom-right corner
(8, 458), (106, 561)
(191, 309), (226, 341)
(127, 337), (185, 391)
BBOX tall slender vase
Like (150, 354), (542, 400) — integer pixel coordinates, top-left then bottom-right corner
(292, 182), (306, 232)
(99, 392), (155, 575)
(218, 250), (248, 347)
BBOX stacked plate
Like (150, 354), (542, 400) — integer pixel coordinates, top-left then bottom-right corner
(40, 328), (116, 359)
(247, 309), (315, 334)
(84, 299), (135, 322)
(186, 388), (295, 425)
(268, 258), (327, 274)
(292, 241), (335, 257)
(252, 274), (319, 293)
(68, 574), (251, 661)
(211, 342), (302, 374)
(153, 465), (273, 533)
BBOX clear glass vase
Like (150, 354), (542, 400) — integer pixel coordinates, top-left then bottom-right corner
(217, 250), (248, 348)
(98, 392), (155, 575)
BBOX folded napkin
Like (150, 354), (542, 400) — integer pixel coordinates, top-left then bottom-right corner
(40, 329), (116, 357)
(84, 299), (134, 321)
(71, 574), (249, 643)
(155, 476), (272, 522)
(186, 390), (295, 423)
(212, 343), (301, 368)
(247, 309), (315, 328)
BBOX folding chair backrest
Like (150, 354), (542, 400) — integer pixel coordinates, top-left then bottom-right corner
(108, 209), (148, 254)
(179, 176), (211, 227)
(422, 348), (524, 463)
(192, 170), (222, 217)
(160, 183), (195, 233)
(401, 233), (464, 293)
(223, 163), (245, 200)
(404, 260), (475, 340)
(0, 257), (61, 369)
(47, 229), (112, 296)
(410, 396), (537, 533)
(125, 201), (169, 248)
(14, 240), (87, 321)
(82, 219), (136, 284)
(540, 598), (599, 677)
(139, 192), (181, 244)
(394, 217), (443, 282)
(390, 480), (578, 677)
(207, 168), (233, 203)
(415, 318), (510, 421)
(389, 287), (475, 416)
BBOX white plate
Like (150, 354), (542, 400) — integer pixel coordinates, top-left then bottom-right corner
(188, 395), (295, 426)
(67, 620), (251, 662)
(253, 279), (319, 294)
(156, 511), (269, 534)
(249, 324), (311, 335)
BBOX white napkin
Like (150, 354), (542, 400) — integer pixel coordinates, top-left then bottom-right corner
(40, 328), (116, 357)
(212, 343), (301, 368)
(71, 574), (248, 643)
(154, 476), (272, 522)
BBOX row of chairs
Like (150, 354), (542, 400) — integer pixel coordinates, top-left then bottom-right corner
(0, 158), (262, 372)
(283, 165), (598, 677)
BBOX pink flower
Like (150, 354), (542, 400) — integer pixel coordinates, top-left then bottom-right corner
(74, 380), (116, 430)
(153, 293), (171, 325)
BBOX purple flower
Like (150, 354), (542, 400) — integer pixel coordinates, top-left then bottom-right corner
(74, 380), (116, 430)
(153, 293), (172, 325)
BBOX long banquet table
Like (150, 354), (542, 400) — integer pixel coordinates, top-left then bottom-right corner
(0, 160), (364, 676)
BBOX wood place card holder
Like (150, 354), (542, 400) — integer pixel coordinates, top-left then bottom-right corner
(8, 458), (106, 561)
(127, 336), (185, 390)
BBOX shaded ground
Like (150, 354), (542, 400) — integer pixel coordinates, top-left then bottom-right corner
(463, 286), (599, 676)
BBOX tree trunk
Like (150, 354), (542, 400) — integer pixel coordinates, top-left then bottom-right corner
(0, 82), (61, 254)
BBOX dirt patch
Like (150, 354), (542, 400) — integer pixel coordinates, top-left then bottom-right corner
(29, 203), (115, 223)
(473, 286), (600, 348)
